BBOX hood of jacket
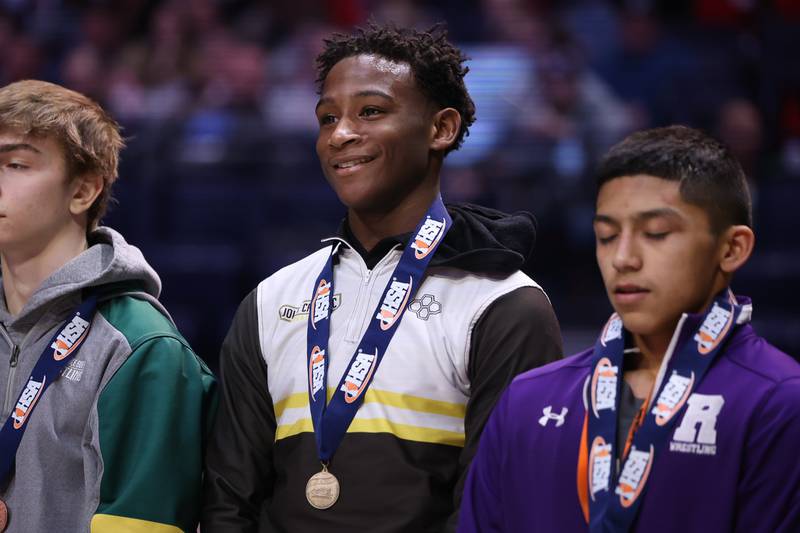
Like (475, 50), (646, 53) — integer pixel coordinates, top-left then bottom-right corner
(335, 203), (538, 275)
(0, 227), (162, 330)
(431, 203), (537, 274)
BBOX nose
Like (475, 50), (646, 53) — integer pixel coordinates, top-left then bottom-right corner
(328, 116), (360, 149)
(611, 231), (642, 272)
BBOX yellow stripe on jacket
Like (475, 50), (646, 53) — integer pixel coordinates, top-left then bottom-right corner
(91, 514), (183, 533)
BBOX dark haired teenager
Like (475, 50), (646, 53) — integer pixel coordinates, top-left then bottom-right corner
(459, 126), (800, 533)
(202, 23), (562, 532)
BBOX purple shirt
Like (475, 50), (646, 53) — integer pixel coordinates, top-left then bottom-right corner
(459, 324), (800, 532)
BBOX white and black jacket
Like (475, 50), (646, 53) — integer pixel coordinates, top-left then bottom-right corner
(202, 204), (563, 532)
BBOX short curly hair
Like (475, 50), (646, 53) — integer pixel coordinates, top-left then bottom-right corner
(316, 22), (476, 154)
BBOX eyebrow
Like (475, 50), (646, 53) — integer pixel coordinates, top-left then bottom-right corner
(593, 208), (682, 225)
(315, 90), (394, 112)
(0, 143), (42, 155)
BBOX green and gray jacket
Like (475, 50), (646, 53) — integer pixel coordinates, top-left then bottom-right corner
(0, 227), (216, 533)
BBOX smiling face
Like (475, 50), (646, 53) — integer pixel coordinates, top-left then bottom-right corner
(594, 175), (730, 345)
(0, 129), (82, 258)
(315, 54), (440, 215)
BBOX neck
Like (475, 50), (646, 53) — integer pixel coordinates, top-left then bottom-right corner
(347, 183), (440, 252)
(622, 331), (672, 400)
(2, 225), (88, 316)
(631, 332), (672, 376)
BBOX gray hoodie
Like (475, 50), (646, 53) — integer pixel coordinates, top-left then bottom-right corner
(0, 227), (216, 533)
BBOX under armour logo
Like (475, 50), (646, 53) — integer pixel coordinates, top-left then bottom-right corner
(539, 405), (568, 427)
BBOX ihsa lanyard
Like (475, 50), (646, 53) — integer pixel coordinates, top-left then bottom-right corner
(583, 290), (747, 532)
(0, 294), (98, 487)
(303, 196), (451, 509)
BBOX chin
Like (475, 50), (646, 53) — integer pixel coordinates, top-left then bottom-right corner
(615, 310), (659, 336)
(337, 194), (382, 213)
(619, 308), (684, 341)
(340, 190), (399, 214)
(327, 181), (372, 208)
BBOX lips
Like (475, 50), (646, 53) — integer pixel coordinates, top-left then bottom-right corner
(334, 157), (374, 169)
(331, 155), (376, 171)
(613, 284), (649, 305)
(615, 284), (647, 294)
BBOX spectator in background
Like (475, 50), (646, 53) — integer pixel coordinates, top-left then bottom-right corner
(716, 98), (769, 200)
(481, 0), (551, 54)
(265, 22), (332, 137)
(597, 9), (668, 128)
(176, 31), (270, 169)
(1, 35), (42, 85)
(717, 99), (763, 177)
(779, 94), (800, 179)
(527, 41), (632, 183)
(61, 44), (105, 103)
(489, 31), (633, 250)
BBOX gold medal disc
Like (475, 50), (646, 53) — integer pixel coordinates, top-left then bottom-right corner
(306, 467), (340, 510)
(0, 498), (7, 532)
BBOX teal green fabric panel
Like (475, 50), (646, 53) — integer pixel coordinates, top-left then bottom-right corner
(98, 295), (186, 347)
(96, 297), (216, 531)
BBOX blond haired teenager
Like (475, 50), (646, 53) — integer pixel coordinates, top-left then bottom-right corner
(0, 80), (216, 533)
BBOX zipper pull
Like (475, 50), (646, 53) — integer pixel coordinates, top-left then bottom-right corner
(10, 345), (19, 368)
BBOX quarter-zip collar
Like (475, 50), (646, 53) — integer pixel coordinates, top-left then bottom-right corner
(339, 221), (409, 270)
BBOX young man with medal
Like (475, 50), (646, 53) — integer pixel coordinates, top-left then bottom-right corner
(202, 23), (562, 532)
(0, 80), (217, 532)
(459, 125), (800, 532)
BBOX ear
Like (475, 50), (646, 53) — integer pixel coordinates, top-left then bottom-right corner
(69, 173), (104, 217)
(718, 225), (755, 275)
(429, 107), (461, 152)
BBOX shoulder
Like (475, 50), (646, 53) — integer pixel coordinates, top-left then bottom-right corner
(98, 294), (213, 382)
(258, 246), (332, 290)
(428, 267), (546, 323)
(430, 267), (540, 289)
(511, 348), (594, 387)
(484, 349), (593, 433)
(221, 288), (264, 363)
(741, 363), (800, 446)
(479, 284), (553, 321)
(498, 348), (594, 408)
(254, 246), (332, 319)
(230, 288), (258, 328)
(468, 285), (562, 364)
(98, 294), (187, 349)
(721, 325), (800, 385)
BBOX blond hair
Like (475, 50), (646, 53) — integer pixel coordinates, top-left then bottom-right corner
(0, 80), (124, 229)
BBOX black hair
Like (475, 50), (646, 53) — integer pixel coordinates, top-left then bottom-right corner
(596, 125), (752, 233)
(315, 21), (475, 154)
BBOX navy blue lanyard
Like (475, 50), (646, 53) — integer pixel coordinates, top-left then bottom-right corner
(0, 294), (97, 487)
(585, 290), (745, 532)
(306, 197), (451, 463)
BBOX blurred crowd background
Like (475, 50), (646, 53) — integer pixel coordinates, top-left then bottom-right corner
(2, 0), (799, 368)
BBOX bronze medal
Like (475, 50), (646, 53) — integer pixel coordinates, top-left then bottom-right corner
(0, 498), (8, 532)
(305, 465), (340, 510)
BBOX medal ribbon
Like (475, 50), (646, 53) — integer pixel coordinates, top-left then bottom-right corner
(306, 196), (451, 462)
(0, 293), (97, 487)
(584, 290), (747, 532)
